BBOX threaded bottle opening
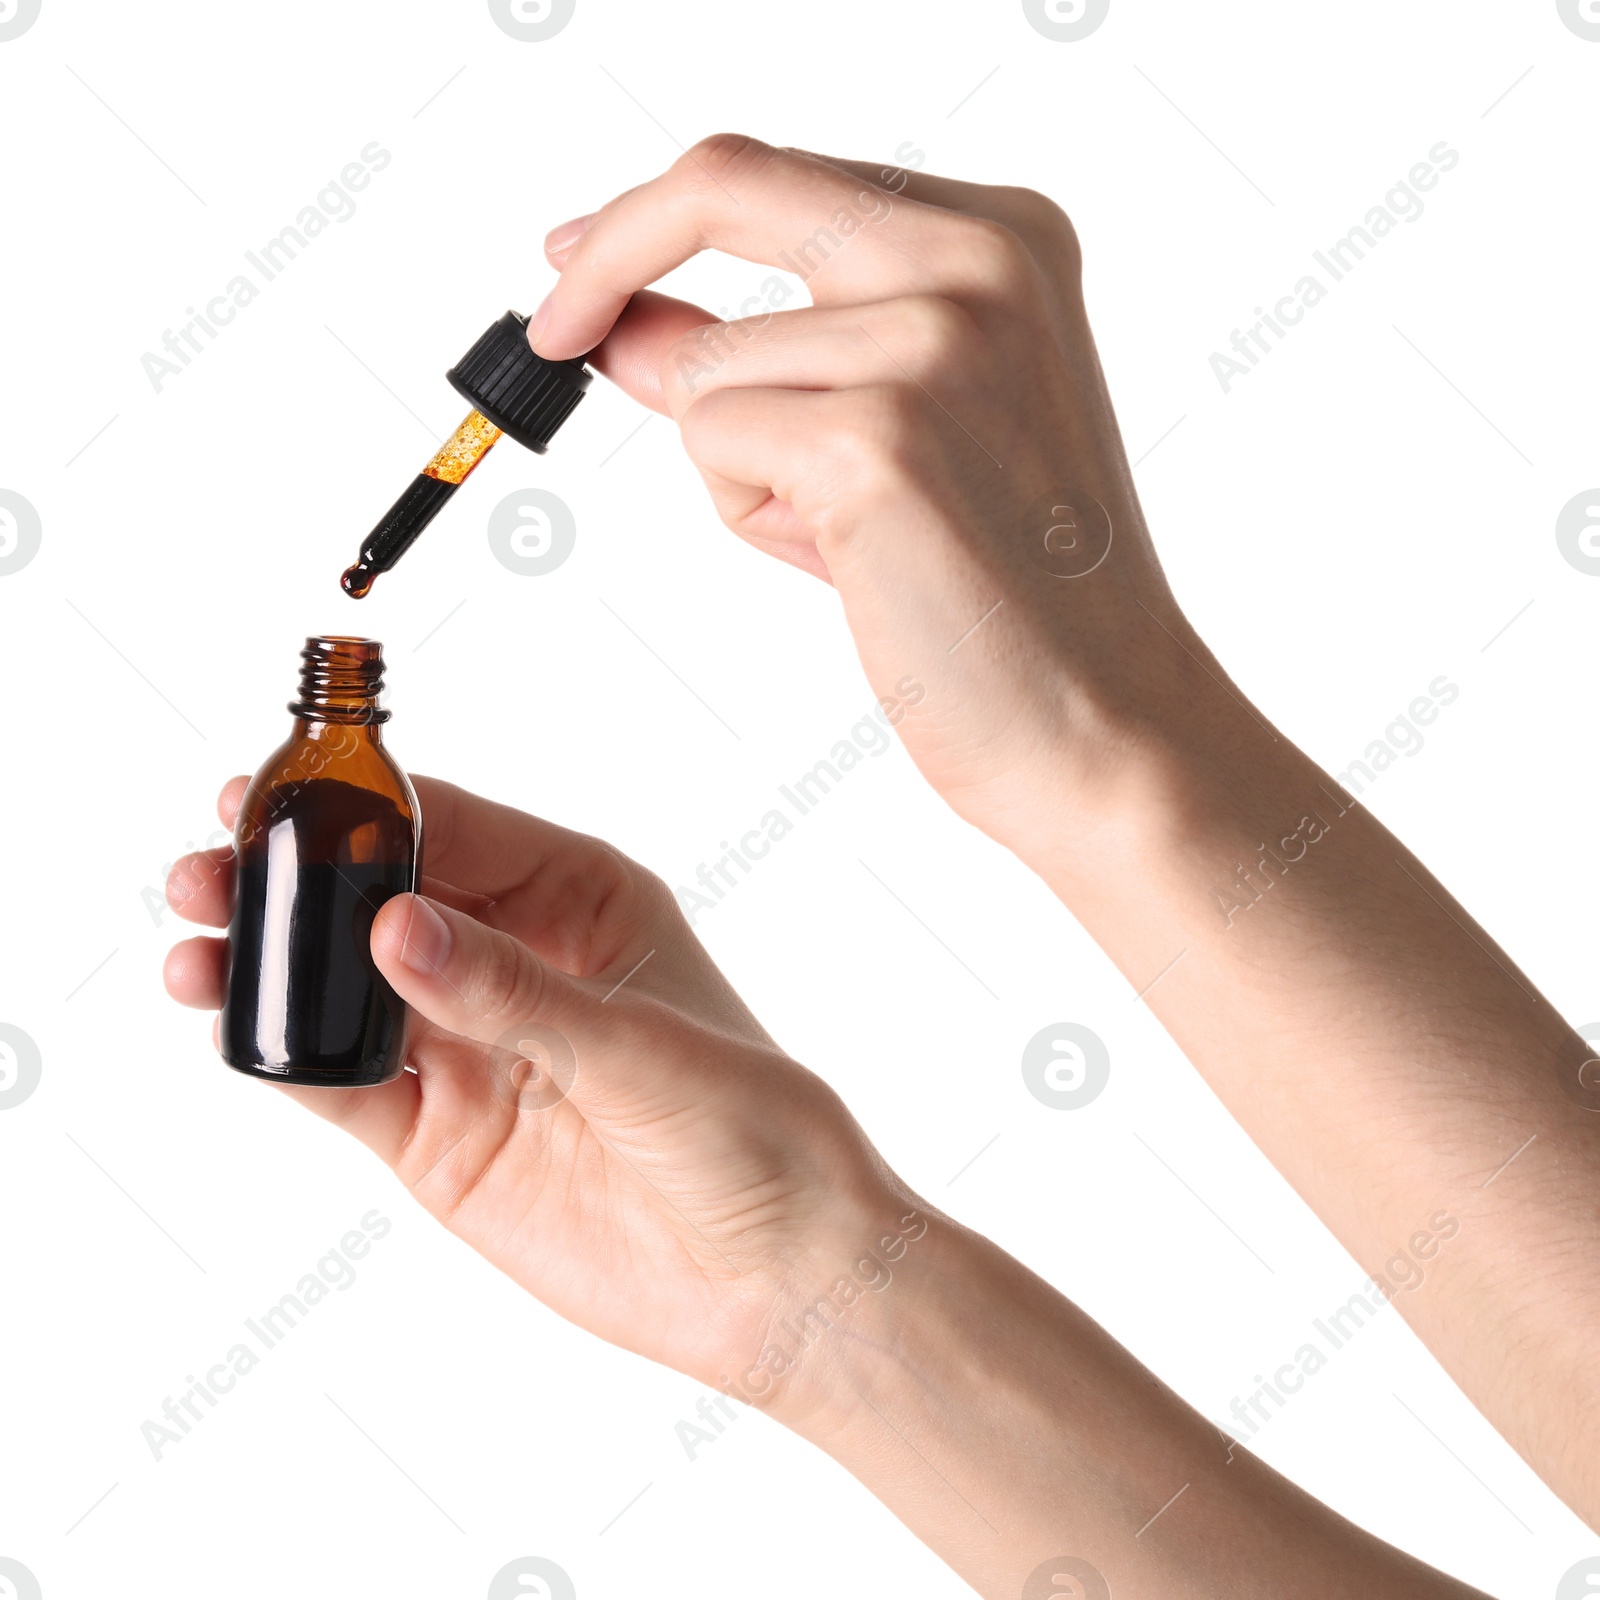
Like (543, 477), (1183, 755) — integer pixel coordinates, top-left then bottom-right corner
(288, 635), (391, 723)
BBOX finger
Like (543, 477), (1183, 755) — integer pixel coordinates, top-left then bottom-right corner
(656, 295), (978, 421)
(531, 135), (946, 360)
(583, 289), (721, 415)
(167, 836), (481, 930)
(535, 291), (842, 576)
(543, 209), (598, 264)
(416, 873), (493, 918)
(677, 384), (869, 548)
(674, 379), (1008, 589)
(411, 791), (777, 1041)
(164, 775), (250, 928)
(268, 1014), (481, 1168)
(600, 295), (978, 586)
(165, 935), (226, 1010)
(411, 775), (613, 901)
(409, 777), (668, 974)
(278, 1015), (598, 1232)
(274, 1071), (421, 1171)
(554, 148), (1062, 272)
(167, 846), (236, 928)
(217, 775), (248, 831)
(687, 454), (834, 583)
(187, 959), (431, 1168)
(370, 895), (670, 1118)
(197, 773), (490, 917)
(793, 149), (1074, 244)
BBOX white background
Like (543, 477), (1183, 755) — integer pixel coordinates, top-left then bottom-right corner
(2, 2), (1598, 1596)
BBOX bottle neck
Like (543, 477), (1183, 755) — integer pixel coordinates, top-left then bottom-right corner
(287, 636), (391, 726)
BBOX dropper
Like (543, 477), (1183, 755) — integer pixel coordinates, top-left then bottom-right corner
(342, 310), (593, 598)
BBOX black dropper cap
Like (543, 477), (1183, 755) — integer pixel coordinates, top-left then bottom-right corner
(447, 309), (593, 451)
(341, 311), (592, 598)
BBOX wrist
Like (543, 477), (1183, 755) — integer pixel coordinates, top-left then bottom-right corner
(756, 1204), (1478, 1600)
(713, 1192), (946, 1439)
(1003, 635), (1304, 902)
(753, 1207), (1009, 1451)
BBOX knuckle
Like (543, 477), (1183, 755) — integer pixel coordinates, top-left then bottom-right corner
(663, 323), (737, 408)
(676, 387), (735, 460)
(473, 932), (543, 1025)
(576, 834), (673, 930)
(622, 871), (679, 936)
(885, 294), (975, 371)
(422, 786), (457, 868)
(985, 187), (1083, 279)
(634, 865), (679, 917)
(827, 386), (927, 503)
(864, 383), (927, 462)
(948, 212), (1036, 284)
(679, 132), (773, 195)
(589, 834), (662, 903)
(998, 185), (1077, 239)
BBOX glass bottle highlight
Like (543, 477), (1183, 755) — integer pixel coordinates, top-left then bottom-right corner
(221, 636), (421, 1086)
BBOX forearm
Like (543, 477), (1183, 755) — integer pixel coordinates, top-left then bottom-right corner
(1018, 649), (1600, 1524)
(774, 1215), (1486, 1598)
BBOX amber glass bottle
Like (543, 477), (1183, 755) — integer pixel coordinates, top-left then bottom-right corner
(221, 637), (421, 1087)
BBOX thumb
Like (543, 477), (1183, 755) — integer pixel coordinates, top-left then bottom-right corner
(581, 289), (719, 415)
(373, 893), (640, 1115)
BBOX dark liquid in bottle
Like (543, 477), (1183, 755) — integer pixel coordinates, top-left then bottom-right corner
(224, 859), (411, 1084)
(222, 767), (417, 1087)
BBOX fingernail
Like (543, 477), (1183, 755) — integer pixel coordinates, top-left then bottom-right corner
(544, 212), (595, 256)
(398, 896), (452, 975)
(526, 292), (553, 348)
